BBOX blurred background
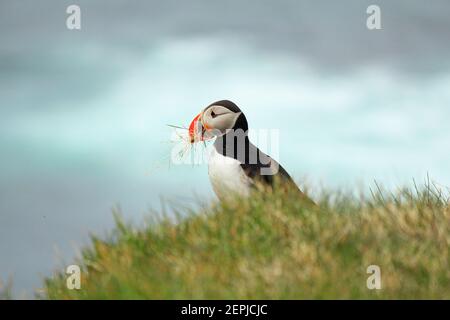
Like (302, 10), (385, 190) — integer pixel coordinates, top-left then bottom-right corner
(1, 0), (449, 297)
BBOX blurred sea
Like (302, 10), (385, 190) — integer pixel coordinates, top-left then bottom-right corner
(0, 0), (449, 296)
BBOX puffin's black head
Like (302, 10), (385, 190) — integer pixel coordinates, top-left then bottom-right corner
(189, 100), (248, 142)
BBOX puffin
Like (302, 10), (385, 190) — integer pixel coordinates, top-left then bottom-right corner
(188, 100), (311, 202)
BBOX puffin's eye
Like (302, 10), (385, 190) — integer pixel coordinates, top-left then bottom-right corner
(211, 110), (217, 118)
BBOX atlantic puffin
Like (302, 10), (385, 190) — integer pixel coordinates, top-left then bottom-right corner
(188, 100), (310, 202)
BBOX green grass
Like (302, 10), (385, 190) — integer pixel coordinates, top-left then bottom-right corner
(44, 181), (450, 299)
(0, 279), (12, 300)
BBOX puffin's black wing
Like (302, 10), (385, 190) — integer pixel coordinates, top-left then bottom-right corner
(239, 144), (316, 205)
(240, 158), (294, 186)
(240, 143), (297, 187)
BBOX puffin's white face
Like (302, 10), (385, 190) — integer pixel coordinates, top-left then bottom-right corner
(189, 104), (242, 143)
(202, 105), (242, 135)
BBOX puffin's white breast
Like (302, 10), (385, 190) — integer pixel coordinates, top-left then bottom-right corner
(207, 147), (252, 200)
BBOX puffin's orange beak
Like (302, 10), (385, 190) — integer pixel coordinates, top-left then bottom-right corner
(188, 113), (204, 143)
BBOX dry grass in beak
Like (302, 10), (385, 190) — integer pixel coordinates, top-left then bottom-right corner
(167, 124), (188, 130)
(144, 125), (189, 175)
(167, 124), (207, 164)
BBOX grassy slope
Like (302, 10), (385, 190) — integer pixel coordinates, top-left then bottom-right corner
(44, 183), (450, 299)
